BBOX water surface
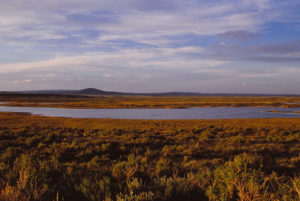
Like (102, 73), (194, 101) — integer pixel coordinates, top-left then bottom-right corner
(0, 105), (300, 119)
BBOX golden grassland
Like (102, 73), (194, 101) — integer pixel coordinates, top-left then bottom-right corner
(0, 112), (300, 200)
(1, 95), (300, 108)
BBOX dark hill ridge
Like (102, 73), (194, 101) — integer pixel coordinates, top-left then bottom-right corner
(78, 88), (105, 94)
(75, 88), (127, 95)
(0, 88), (299, 97)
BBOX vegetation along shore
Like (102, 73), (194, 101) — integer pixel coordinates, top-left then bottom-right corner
(0, 112), (299, 200)
(1, 94), (300, 109)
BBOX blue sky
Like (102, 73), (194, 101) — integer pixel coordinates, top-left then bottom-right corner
(0, 0), (300, 93)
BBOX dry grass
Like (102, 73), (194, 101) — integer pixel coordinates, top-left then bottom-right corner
(1, 95), (300, 108)
(0, 112), (300, 201)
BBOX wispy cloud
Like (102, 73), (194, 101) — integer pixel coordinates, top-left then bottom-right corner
(0, 46), (222, 74)
(217, 30), (260, 40)
(209, 40), (300, 62)
(0, 0), (280, 44)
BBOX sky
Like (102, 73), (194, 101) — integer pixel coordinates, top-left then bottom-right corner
(0, 0), (300, 93)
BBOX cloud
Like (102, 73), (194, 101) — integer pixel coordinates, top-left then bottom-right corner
(0, 0), (300, 93)
(209, 40), (300, 62)
(0, 0), (281, 45)
(0, 46), (223, 75)
(217, 30), (260, 40)
(0, 0), (297, 54)
(13, 79), (32, 84)
(251, 40), (300, 54)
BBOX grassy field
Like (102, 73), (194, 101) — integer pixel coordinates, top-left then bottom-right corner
(1, 94), (300, 108)
(0, 112), (300, 200)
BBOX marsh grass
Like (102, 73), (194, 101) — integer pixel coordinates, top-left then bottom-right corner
(0, 112), (299, 200)
(1, 95), (300, 108)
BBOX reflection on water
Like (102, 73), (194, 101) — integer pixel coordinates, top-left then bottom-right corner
(0, 105), (300, 119)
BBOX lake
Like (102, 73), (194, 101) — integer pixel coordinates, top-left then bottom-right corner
(0, 104), (300, 119)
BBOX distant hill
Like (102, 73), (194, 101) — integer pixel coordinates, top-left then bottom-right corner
(74, 88), (127, 95)
(0, 88), (299, 97)
(0, 90), (76, 94)
(77, 88), (105, 95)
